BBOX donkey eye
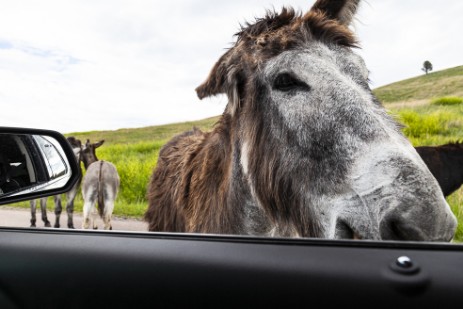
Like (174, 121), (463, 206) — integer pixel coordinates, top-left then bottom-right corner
(273, 73), (310, 93)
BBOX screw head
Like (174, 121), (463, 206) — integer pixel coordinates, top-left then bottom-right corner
(390, 256), (420, 275)
(396, 256), (413, 268)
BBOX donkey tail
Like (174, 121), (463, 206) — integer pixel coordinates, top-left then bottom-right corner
(97, 161), (105, 218)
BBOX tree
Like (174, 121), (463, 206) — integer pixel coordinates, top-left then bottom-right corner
(422, 60), (433, 75)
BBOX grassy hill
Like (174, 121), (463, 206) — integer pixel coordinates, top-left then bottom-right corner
(376, 66), (463, 146)
(374, 65), (463, 104)
(67, 116), (220, 145)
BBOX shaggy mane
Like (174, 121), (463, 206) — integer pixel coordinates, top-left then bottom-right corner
(236, 7), (299, 39)
(235, 6), (357, 48)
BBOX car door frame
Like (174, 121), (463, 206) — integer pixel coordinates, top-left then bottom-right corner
(1, 227), (462, 308)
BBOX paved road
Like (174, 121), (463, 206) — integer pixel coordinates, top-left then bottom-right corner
(0, 207), (148, 231)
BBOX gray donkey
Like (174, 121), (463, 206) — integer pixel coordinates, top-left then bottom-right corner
(144, 0), (456, 241)
(30, 137), (82, 228)
(81, 139), (120, 230)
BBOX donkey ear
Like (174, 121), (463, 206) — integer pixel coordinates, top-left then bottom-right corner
(196, 61), (225, 99)
(94, 140), (105, 148)
(195, 49), (236, 100)
(309, 0), (360, 25)
(67, 136), (82, 148)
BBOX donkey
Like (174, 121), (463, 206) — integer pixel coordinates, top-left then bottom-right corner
(416, 142), (463, 197)
(81, 139), (120, 230)
(30, 137), (82, 228)
(144, 0), (457, 241)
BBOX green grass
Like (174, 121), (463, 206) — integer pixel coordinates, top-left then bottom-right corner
(391, 106), (463, 144)
(387, 95), (463, 242)
(447, 192), (463, 243)
(431, 96), (463, 106)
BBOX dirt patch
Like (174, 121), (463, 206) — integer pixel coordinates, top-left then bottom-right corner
(0, 206), (148, 231)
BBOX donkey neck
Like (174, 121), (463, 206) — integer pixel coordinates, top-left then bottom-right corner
(82, 156), (99, 170)
(441, 148), (463, 195)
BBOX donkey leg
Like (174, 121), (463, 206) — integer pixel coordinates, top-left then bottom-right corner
(66, 201), (75, 229)
(82, 202), (91, 229)
(82, 198), (96, 230)
(103, 217), (112, 230)
(102, 201), (114, 230)
(30, 200), (37, 227)
(53, 195), (62, 228)
(93, 210), (99, 230)
(66, 187), (78, 229)
(40, 197), (51, 227)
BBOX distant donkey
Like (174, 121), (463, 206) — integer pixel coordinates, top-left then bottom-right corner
(81, 139), (120, 230)
(30, 137), (82, 228)
(416, 142), (463, 197)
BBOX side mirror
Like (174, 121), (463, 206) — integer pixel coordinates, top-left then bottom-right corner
(0, 127), (81, 205)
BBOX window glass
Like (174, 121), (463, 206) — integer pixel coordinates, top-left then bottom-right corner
(0, 1), (461, 243)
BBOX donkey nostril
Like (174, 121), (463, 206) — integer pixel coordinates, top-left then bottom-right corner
(335, 220), (358, 239)
(380, 217), (423, 241)
(388, 220), (405, 240)
(380, 216), (405, 240)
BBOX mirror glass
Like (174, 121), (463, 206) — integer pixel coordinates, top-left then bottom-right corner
(0, 133), (72, 198)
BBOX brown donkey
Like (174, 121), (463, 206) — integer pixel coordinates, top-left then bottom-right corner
(145, 0), (456, 241)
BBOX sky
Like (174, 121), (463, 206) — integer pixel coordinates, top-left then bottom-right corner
(0, 0), (462, 134)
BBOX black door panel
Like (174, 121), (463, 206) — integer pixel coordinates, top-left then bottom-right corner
(1, 229), (462, 308)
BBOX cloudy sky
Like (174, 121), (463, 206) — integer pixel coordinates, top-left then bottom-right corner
(1, 0), (462, 133)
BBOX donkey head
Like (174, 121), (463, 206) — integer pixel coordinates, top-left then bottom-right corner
(196, 0), (457, 241)
(81, 139), (104, 169)
(66, 137), (82, 165)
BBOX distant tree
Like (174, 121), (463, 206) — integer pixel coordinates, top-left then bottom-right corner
(422, 60), (433, 75)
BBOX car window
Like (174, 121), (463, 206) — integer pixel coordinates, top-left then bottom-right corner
(32, 135), (68, 179)
(0, 1), (461, 243)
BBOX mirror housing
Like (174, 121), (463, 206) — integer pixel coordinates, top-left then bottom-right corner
(0, 127), (81, 205)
